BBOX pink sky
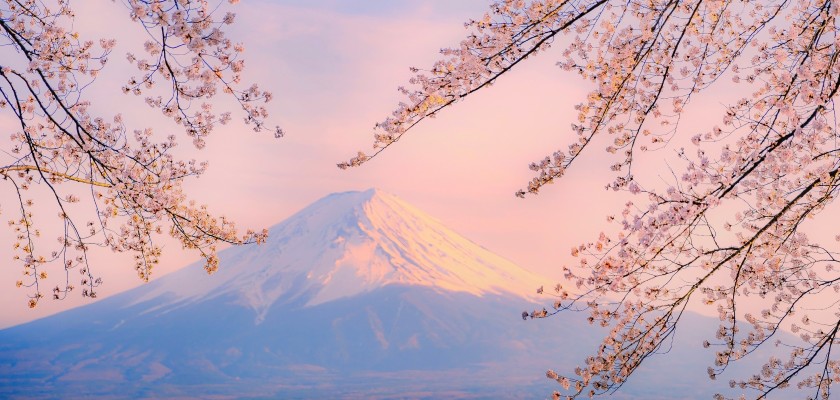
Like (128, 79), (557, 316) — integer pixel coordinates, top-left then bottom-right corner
(0, 0), (731, 328)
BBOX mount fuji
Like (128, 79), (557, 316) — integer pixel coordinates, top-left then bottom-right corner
(126, 188), (549, 322)
(0, 189), (776, 399)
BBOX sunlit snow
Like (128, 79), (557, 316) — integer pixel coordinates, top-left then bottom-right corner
(130, 189), (545, 323)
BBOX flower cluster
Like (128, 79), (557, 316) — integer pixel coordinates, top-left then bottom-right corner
(1, 0), (275, 307)
(350, 0), (840, 398)
(122, 0), (281, 147)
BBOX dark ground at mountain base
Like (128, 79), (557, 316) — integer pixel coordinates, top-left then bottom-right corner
(0, 366), (557, 400)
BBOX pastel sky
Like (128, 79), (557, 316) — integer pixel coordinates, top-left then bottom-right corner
(0, 0), (729, 328)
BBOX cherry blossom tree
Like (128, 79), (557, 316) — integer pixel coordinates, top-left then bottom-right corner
(1, 0), (280, 307)
(344, 0), (840, 398)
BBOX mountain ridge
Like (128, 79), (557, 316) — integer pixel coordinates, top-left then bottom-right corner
(125, 188), (547, 324)
(0, 189), (783, 399)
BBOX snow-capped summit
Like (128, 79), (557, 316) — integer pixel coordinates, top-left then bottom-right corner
(0, 189), (774, 400)
(132, 188), (545, 322)
(0, 189), (567, 399)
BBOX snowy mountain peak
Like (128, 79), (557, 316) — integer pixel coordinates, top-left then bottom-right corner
(132, 189), (547, 321)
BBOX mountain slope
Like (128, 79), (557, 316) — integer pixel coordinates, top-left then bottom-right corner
(0, 189), (563, 399)
(127, 188), (546, 323)
(0, 189), (790, 399)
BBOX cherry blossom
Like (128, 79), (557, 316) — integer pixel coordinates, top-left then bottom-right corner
(346, 0), (840, 398)
(1, 0), (278, 308)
